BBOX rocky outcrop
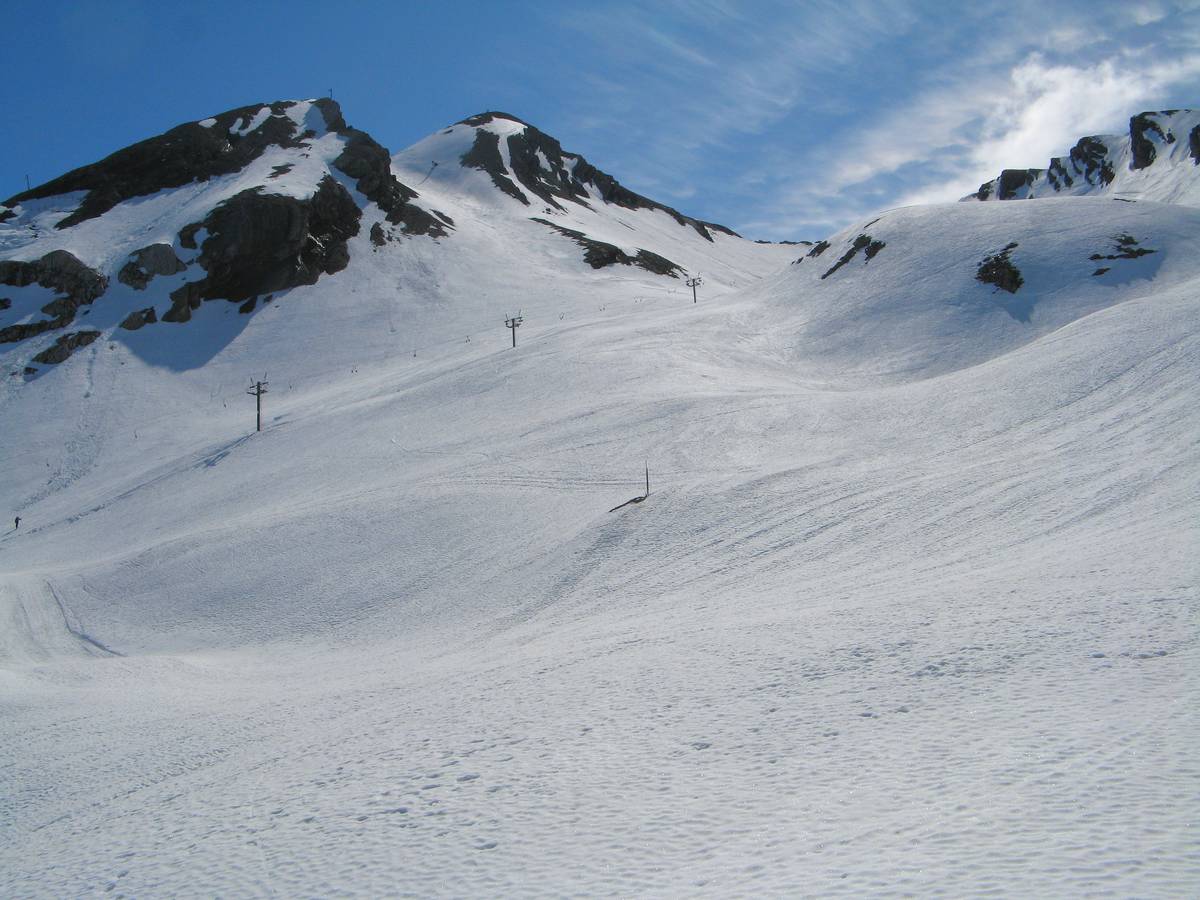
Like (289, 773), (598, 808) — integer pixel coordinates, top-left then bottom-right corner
(118, 243), (187, 289)
(975, 243), (1023, 294)
(162, 175), (361, 317)
(531, 218), (683, 277)
(460, 112), (739, 242)
(1130, 112), (1172, 170)
(32, 330), (100, 364)
(3, 99), (345, 229)
(0, 250), (108, 343)
(334, 128), (449, 237)
(162, 281), (204, 323)
(1088, 233), (1155, 261)
(120, 307), (158, 330)
(969, 111), (1200, 202)
(820, 234), (885, 280)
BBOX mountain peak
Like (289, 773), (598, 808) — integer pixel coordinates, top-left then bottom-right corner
(4, 99), (347, 228)
(420, 110), (738, 242)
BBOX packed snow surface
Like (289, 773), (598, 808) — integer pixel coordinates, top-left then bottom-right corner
(1, 137), (1198, 896)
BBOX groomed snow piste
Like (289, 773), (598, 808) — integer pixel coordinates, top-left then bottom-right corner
(1, 107), (1197, 897)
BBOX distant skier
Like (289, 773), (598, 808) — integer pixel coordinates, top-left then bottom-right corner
(13, 515), (20, 530)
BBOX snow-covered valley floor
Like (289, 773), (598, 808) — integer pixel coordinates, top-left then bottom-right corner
(2, 196), (1198, 896)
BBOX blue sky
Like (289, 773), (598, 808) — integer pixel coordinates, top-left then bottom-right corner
(5, 0), (1199, 240)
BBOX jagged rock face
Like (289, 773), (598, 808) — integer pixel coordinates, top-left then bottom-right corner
(185, 175), (361, 307)
(334, 129), (448, 237)
(968, 109), (1198, 203)
(3, 99), (346, 229)
(1129, 112), (1174, 170)
(118, 244), (187, 289)
(31, 329), (100, 364)
(120, 307), (158, 331)
(819, 234), (885, 280)
(460, 112), (737, 242)
(975, 243), (1023, 294)
(0, 250), (108, 343)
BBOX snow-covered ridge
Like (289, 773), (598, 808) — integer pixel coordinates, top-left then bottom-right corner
(397, 110), (740, 241)
(965, 109), (1200, 206)
(743, 197), (1200, 384)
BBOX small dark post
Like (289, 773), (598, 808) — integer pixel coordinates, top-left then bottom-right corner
(247, 380), (269, 432)
(644, 463), (650, 498)
(505, 314), (523, 348)
(686, 276), (703, 303)
(25, 174), (31, 191)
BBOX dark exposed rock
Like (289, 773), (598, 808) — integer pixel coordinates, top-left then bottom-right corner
(0, 250), (108, 342)
(807, 240), (830, 258)
(975, 242), (1023, 294)
(117, 243), (186, 289)
(238, 298), (257, 314)
(3, 99), (345, 229)
(459, 111), (739, 242)
(269, 164), (294, 179)
(1190, 124), (1200, 164)
(820, 234), (885, 280)
(461, 129), (530, 204)
(996, 168), (1041, 200)
(32, 329), (100, 364)
(162, 280), (205, 323)
(530, 217), (683, 277)
(333, 128), (448, 237)
(1088, 233), (1156, 261)
(1092, 267), (1110, 276)
(0, 320), (56, 344)
(1129, 113), (1168, 170)
(1069, 137), (1115, 186)
(1046, 158), (1074, 190)
(370, 222), (387, 246)
(0, 207), (13, 224)
(120, 307), (158, 330)
(0, 297), (9, 311)
(179, 222), (204, 250)
(179, 175), (360, 306)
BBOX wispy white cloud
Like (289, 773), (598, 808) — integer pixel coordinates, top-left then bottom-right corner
(538, 0), (1200, 240)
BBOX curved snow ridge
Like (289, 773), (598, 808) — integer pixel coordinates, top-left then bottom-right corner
(742, 197), (1200, 384)
(0, 576), (121, 667)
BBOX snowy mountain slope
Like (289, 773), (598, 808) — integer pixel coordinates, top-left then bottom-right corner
(0, 100), (791, 378)
(967, 108), (1200, 204)
(391, 110), (795, 288)
(2, 224), (1196, 895)
(1, 100), (1198, 897)
(739, 196), (1200, 383)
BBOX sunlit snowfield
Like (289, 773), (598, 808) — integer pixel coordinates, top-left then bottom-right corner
(2, 110), (1198, 896)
